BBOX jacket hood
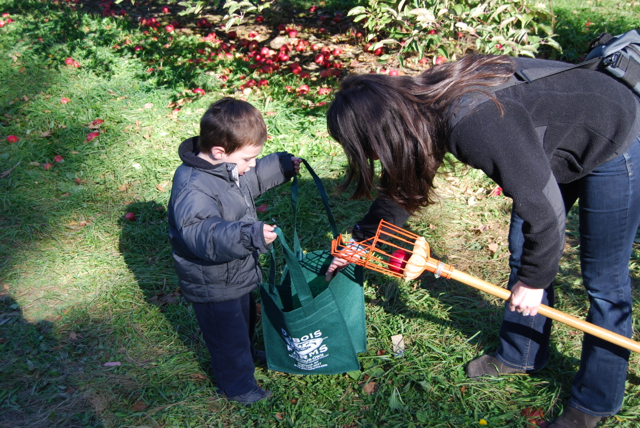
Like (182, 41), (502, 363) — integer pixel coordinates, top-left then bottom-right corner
(178, 136), (239, 183)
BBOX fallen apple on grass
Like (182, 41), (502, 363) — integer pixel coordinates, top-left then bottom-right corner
(125, 212), (136, 221)
(388, 249), (410, 274)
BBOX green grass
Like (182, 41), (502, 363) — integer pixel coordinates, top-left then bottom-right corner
(1, 0), (640, 427)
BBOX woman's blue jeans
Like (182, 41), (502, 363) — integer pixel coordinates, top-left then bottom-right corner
(495, 136), (640, 416)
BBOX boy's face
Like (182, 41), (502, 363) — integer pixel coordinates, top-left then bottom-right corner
(220, 144), (263, 175)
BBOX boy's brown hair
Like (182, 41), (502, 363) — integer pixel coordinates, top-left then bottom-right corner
(198, 97), (267, 154)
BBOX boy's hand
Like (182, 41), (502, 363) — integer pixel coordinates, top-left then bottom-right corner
(263, 224), (278, 245)
(291, 156), (301, 174)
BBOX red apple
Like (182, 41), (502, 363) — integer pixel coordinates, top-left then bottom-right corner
(125, 212), (136, 221)
(435, 55), (447, 65)
(288, 62), (302, 74)
(388, 249), (409, 274)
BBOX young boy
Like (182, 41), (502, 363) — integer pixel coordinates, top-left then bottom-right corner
(167, 97), (300, 404)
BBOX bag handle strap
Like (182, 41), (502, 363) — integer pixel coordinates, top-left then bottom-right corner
(300, 158), (339, 239)
(274, 227), (315, 305)
(289, 159), (339, 260)
(266, 246), (277, 293)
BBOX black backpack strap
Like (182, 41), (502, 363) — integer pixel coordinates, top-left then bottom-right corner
(589, 32), (615, 51)
(511, 57), (603, 85)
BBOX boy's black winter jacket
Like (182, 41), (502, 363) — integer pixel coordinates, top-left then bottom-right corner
(167, 137), (295, 303)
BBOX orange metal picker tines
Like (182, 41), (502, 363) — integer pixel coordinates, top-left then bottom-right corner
(331, 221), (640, 354)
(330, 220), (453, 284)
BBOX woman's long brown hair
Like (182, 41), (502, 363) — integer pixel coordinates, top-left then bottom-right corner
(327, 54), (515, 212)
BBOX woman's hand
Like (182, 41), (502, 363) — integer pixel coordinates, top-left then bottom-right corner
(324, 241), (365, 281)
(509, 280), (544, 317)
(325, 256), (351, 281)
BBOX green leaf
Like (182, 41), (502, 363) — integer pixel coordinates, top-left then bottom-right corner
(416, 410), (428, 423)
(490, 5), (513, 22)
(367, 366), (385, 377)
(389, 387), (404, 411)
(225, 17), (238, 31)
(500, 16), (517, 29)
(409, 8), (435, 23)
(346, 370), (362, 380)
(452, 4), (465, 15)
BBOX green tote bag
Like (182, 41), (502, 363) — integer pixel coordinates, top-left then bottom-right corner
(259, 160), (366, 375)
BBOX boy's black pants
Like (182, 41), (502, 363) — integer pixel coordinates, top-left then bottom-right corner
(192, 292), (258, 397)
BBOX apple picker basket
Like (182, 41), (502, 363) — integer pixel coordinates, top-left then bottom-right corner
(331, 220), (640, 354)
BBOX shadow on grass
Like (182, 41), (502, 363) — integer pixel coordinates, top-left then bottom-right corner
(0, 295), (99, 428)
(117, 200), (207, 370)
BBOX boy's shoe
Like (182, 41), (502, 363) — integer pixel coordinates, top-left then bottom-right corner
(466, 354), (526, 378)
(549, 407), (603, 428)
(252, 349), (267, 365)
(226, 386), (272, 405)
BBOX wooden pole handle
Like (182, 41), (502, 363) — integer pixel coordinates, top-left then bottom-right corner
(450, 270), (640, 354)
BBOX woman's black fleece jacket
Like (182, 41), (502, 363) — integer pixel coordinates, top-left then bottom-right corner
(353, 57), (640, 289)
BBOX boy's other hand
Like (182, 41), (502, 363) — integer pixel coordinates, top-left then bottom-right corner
(263, 224), (278, 245)
(291, 156), (301, 174)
